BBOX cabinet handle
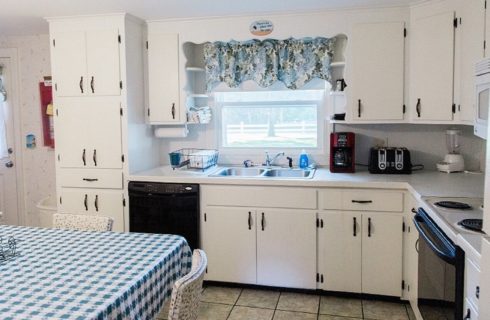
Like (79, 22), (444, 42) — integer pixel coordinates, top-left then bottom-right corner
(464, 308), (471, 320)
(476, 286), (480, 299)
(261, 212), (265, 231)
(84, 194), (88, 211)
(82, 178), (99, 182)
(82, 149), (86, 166)
(90, 76), (95, 93)
(415, 239), (419, 253)
(368, 217), (372, 237)
(171, 103), (176, 119)
(93, 149), (97, 166)
(411, 208), (417, 214)
(353, 217), (357, 237)
(80, 76), (84, 93)
(358, 99), (361, 118)
(352, 200), (373, 204)
(416, 98), (421, 117)
(94, 195), (99, 212)
(320, 219), (324, 228)
(248, 211), (252, 230)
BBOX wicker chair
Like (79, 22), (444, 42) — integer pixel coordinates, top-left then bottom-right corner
(52, 213), (113, 232)
(167, 249), (207, 320)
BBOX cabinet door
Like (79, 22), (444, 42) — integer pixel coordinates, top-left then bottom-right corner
(59, 188), (124, 232)
(362, 213), (403, 297)
(403, 198), (419, 302)
(147, 33), (181, 123)
(51, 31), (87, 97)
(350, 22), (405, 121)
(86, 29), (121, 96)
(318, 211), (362, 293)
(478, 238), (490, 319)
(56, 99), (122, 169)
(201, 207), (256, 284)
(257, 209), (316, 289)
(410, 11), (455, 121)
(458, 0), (485, 122)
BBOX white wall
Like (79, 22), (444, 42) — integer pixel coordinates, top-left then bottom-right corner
(0, 34), (55, 226)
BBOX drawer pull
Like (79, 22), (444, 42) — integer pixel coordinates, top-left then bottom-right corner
(352, 200), (373, 204)
(90, 76), (95, 93)
(261, 212), (265, 231)
(79, 76), (84, 93)
(93, 149), (97, 166)
(82, 149), (86, 166)
(94, 195), (99, 212)
(248, 211), (252, 230)
(83, 178), (99, 182)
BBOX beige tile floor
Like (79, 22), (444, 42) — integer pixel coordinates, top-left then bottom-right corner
(157, 285), (416, 320)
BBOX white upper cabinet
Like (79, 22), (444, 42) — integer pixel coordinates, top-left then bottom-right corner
(350, 22), (405, 121)
(410, 11), (456, 122)
(457, 0), (485, 123)
(147, 33), (181, 124)
(51, 28), (121, 97)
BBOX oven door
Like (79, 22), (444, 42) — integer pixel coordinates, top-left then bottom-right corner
(475, 73), (490, 139)
(414, 208), (465, 320)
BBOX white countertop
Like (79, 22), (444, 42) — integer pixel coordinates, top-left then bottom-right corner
(130, 165), (485, 199)
(130, 165), (487, 261)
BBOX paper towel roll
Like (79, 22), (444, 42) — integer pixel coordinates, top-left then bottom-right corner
(154, 126), (189, 138)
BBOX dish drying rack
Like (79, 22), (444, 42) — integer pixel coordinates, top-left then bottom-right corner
(169, 148), (219, 171)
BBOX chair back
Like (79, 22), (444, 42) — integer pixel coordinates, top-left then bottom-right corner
(52, 213), (113, 232)
(167, 249), (207, 320)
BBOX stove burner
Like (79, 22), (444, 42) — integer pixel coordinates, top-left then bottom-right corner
(434, 201), (472, 210)
(458, 219), (483, 232)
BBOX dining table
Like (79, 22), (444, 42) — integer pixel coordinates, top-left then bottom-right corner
(0, 225), (192, 320)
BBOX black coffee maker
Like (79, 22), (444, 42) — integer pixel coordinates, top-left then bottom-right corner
(330, 132), (355, 173)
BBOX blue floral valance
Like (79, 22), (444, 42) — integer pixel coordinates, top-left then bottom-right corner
(203, 37), (336, 91)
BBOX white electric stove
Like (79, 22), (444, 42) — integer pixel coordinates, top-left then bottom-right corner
(423, 197), (484, 234)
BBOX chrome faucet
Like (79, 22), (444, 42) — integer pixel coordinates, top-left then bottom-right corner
(264, 151), (285, 167)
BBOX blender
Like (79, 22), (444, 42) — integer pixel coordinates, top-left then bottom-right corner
(437, 129), (465, 173)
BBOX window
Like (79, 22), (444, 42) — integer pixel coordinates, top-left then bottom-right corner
(214, 81), (327, 150)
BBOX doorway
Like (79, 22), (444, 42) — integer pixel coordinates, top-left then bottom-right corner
(0, 49), (23, 225)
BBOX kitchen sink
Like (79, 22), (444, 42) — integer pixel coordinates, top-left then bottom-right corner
(209, 167), (315, 179)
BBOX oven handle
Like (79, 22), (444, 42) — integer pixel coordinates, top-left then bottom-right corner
(413, 208), (457, 265)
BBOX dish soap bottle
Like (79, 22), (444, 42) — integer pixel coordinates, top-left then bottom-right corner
(299, 150), (309, 169)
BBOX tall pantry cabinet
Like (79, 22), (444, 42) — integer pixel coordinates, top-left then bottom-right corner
(48, 14), (159, 231)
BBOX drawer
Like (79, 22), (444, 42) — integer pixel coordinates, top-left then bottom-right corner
(58, 169), (123, 189)
(342, 189), (404, 212)
(201, 185), (317, 209)
(465, 257), (481, 312)
(318, 189), (342, 210)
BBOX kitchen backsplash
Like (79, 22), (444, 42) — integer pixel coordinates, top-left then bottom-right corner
(160, 122), (486, 172)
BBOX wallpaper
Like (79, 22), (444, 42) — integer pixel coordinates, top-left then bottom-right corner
(0, 34), (56, 226)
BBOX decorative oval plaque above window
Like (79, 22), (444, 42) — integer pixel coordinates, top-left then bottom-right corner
(250, 20), (274, 36)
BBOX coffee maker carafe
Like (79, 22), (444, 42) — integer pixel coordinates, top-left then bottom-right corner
(330, 132), (355, 173)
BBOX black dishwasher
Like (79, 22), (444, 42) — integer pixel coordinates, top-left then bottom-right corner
(128, 182), (200, 249)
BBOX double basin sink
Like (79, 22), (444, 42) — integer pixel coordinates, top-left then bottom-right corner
(209, 167), (315, 179)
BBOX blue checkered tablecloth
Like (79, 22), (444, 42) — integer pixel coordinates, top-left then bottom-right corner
(0, 225), (192, 320)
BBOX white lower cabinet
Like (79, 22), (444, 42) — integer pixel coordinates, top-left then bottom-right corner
(59, 188), (124, 232)
(318, 211), (403, 297)
(202, 206), (316, 289)
(201, 207), (257, 284)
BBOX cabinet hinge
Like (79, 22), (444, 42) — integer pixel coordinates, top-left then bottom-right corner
(453, 17), (458, 28)
(486, 0), (487, 9)
(147, 108), (150, 117)
(402, 221), (406, 232)
(458, 105), (461, 112)
(56, 109), (59, 116)
(485, 40), (487, 51)
(57, 154), (60, 161)
(123, 198), (126, 207)
(402, 280), (405, 290)
(403, 28), (407, 38)
(204, 213), (207, 222)
(321, 274), (324, 283)
(120, 107), (123, 116)
(54, 83), (58, 91)
(59, 196), (62, 205)
(121, 154), (125, 163)
(119, 81), (123, 90)
(118, 34), (121, 43)
(52, 39), (55, 47)
(452, 103), (456, 114)
(402, 104), (406, 114)
(407, 284), (410, 292)
(146, 41), (148, 49)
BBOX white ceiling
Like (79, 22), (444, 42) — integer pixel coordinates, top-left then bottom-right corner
(0, 0), (420, 36)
